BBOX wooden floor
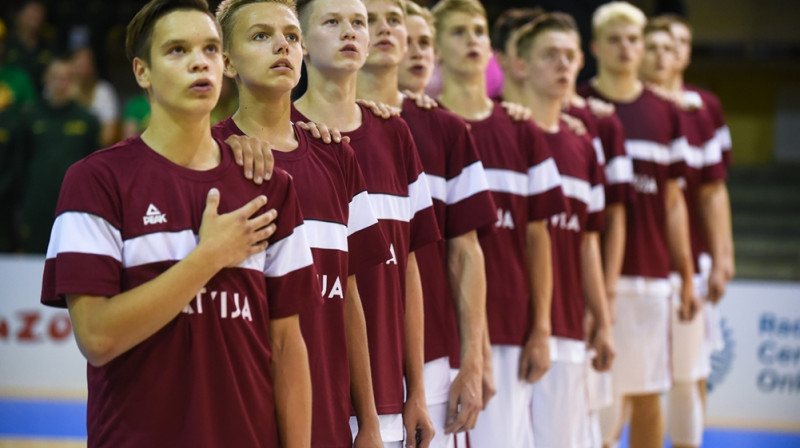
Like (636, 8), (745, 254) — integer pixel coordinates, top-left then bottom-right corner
(0, 439), (86, 447)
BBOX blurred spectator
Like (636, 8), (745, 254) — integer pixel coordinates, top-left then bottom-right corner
(71, 47), (120, 146)
(122, 93), (149, 138)
(0, 18), (37, 115)
(18, 55), (99, 253)
(3, 1), (55, 92)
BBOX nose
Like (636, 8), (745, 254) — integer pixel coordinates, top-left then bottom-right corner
(376, 16), (390, 35)
(190, 48), (210, 73)
(274, 33), (290, 55)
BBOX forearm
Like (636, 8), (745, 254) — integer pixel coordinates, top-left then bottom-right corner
(446, 231), (486, 368)
(526, 221), (553, 336)
(699, 181), (734, 273)
(404, 252), (427, 399)
(602, 203), (626, 293)
(345, 276), (379, 427)
(271, 316), (312, 448)
(582, 232), (611, 329)
(66, 247), (221, 366)
(666, 180), (695, 283)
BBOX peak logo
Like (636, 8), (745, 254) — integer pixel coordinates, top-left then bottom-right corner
(143, 203), (167, 225)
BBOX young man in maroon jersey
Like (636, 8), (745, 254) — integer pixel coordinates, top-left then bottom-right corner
(431, 1), (567, 446)
(212, 1), (393, 446)
(511, 13), (616, 447)
(640, 17), (734, 448)
(293, 0), (442, 446)
(40, 1), (320, 446)
(361, 1), (498, 446)
(576, 2), (698, 447)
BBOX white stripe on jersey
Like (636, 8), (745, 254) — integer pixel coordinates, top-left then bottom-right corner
(304, 219), (348, 252)
(685, 138), (722, 170)
(484, 168), (527, 196)
(670, 136), (691, 164)
(560, 176), (591, 206)
(604, 156), (634, 185)
(626, 140), (672, 165)
(369, 193), (412, 222)
(409, 173), (435, 215)
(426, 174), (447, 203)
(446, 161), (491, 205)
(264, 223), (314, 277)
(716, 125), (732, 151)
(46, 212), (122, 261)
(589, 184), (605, 214)
(528, 158), (562, 195)
(592, 137), (606, 165)
(123, 230), (197, 268)
(348, 190), (379, 236)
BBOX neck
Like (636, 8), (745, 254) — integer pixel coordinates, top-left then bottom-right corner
(140, 104), (218, 170)
(519, 87), (561, 132)
(501, 76), (525, 103)
(668, 71), (685, 93)
(594, 66), (643, 102)
(357, 64), (404, 108)
(438, 66), (494, 121)
(294, 64), (362, 132)
(234, 86), (297, 152)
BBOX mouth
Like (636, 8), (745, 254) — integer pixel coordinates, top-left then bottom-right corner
(466, 50), (480, 60)
(271, 58), (294, 71)
(409, 63), (427, 76)
(340, 44), (359, 55)
(190, 79), (214, 92)
(374, 39), (394, 51)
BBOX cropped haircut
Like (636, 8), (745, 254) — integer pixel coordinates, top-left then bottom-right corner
(656, 13), (691, 32)
(643, 16), (674, 37)
(216, 0), (297, 50)
(431, 0), (486, 39)
(491, 7), (543, 52)
(126, 0), (218, 63)
(514, 12), (580, 61)
(591, 1), (646, 39)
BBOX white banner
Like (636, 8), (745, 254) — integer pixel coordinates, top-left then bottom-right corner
(0, 255), (86, 397)
(706, 280), (800, 430)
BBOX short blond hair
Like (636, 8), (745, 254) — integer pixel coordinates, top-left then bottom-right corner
(431, 0), (486, 39)
(216, 0), (297, 49)
(404, 0), (434, 35)
(591, 1), (646, 39)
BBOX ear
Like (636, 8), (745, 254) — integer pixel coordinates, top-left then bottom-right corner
(577, 48), (585, 70)
(509, 55), (528, 81)
(223, 52), (238, 78)
(132, 57), (151, 90)
(590, 40), (598, 59)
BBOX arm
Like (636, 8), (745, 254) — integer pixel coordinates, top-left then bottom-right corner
(698, 181), (735, 302)
(404, 251), (435, 447)
(519, 220), (552, 383)
(581, 232), (615, 372)
(444, 231), (485, 433)
(602, 203), (626, 315)
(67, 189), (276, 366)
(665, 179), (698, 321)
(270, 314), (312, 448)
(345, 276), (383, 447)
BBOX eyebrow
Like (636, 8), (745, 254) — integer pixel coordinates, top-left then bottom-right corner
(247, 23), (302, 34)
(160, 37), (221, 49)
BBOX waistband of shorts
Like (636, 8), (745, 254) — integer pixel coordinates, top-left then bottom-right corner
(550, 336), (586, 363)
(617, 275), (672, 297)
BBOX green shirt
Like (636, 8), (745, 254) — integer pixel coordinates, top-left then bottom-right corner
(0, 64), (37, 114)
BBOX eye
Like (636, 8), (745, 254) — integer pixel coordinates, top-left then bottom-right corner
(168, 46), (185, 55)
(205, 44), (219, 53)
(353, 19), (365, 27)
(253, 32), (267, 41)
(389, 17), (401, 25)
(325, 18), (338, 25)
(287, 33), (299, 42)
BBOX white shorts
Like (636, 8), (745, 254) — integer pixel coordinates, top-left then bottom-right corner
(671, 253), (720, 382)
(531, 338), (592, 448)
(426, 357), (453, 448)
(469, 345), (534, 448)
(585, 350), (613, 412)
(350, 412), (404, 444)
(610, 276), (672, 395)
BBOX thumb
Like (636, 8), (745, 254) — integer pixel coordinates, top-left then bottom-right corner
(205, 188), (221, 217)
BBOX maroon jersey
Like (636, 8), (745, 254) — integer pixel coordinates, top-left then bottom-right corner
(459, 102), (567, 346)
(686, 84), (732, 167)
(577, 85), (689, 279)
(676, 92), (727, 272)
(293, 104), (441, 415)
(566, 103), (633, 205)
(213, 119), (390, 447)
(544, 123), (606, 341)
(41, 136), (320, 448)
(400, 98), (497, 367)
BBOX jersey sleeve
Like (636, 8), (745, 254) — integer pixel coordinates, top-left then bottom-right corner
(598, 114), (634, 205)
(400, 121), (442, 252)
(585, 137), (606, 233)
(442, 118), (497, 238)
(667, 102), (690, 180)
(341, 142), (391, 274)
(262, 172), (323, 319)
(704, 92), (733, 167)
(524, 121), (567, 221)
(41, 158), (125, 308)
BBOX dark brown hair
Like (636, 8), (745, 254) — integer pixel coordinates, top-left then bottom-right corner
(125, 0), (217, 63)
